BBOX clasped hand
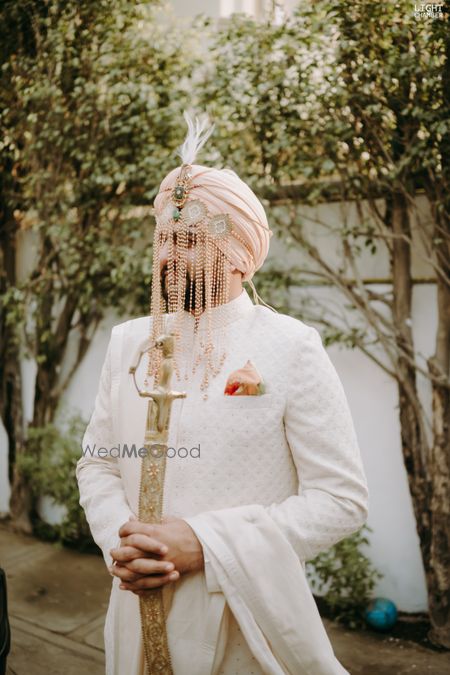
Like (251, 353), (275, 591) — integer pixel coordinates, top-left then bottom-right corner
(109, 515), (204, 596)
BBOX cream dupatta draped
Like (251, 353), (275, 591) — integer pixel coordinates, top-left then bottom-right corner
(105, 503), (349, 675)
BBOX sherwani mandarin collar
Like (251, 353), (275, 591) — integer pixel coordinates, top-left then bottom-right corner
(168, 287), (255, 333)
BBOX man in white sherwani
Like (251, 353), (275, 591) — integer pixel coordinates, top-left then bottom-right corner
(76, 119), (369, 675)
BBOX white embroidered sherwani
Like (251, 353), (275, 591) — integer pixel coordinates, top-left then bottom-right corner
(76, 289), (369, 675)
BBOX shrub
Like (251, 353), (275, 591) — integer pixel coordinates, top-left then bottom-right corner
(17, 415), (95, 551)
(307, 525), (382, 629)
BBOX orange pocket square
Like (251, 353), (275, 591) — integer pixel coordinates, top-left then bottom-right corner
(224, 360), (265, 396)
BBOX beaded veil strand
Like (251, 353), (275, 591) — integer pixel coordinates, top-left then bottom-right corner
(146, 113), (273, 398)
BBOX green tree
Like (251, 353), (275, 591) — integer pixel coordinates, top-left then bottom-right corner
(0, 0), (196, 531)
(202, 0), (449, 646)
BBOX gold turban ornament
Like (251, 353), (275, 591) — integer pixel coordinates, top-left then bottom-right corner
(146, 113), (274, 399)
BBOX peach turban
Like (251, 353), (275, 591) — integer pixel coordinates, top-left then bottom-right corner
(153, 164), (272, 282)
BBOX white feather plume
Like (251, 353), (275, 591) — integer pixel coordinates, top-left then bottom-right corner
(177, 111), (215, 165)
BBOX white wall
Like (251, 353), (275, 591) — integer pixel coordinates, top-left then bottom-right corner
(318, 285), (431, 612)
(170, 0), (221, 18)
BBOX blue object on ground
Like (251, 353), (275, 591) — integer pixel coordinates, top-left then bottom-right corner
(365, 597), (398, 631)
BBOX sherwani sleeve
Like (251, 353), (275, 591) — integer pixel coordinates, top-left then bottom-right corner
(75, 331), (134, 569)
(264, 324), (369, 562)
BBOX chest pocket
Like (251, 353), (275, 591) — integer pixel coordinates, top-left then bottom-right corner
(179, 393), (286, 461)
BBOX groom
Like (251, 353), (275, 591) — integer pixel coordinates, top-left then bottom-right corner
(76, 119), (369, 675)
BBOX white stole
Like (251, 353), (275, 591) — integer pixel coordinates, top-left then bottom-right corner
(184, 504), (349, 675)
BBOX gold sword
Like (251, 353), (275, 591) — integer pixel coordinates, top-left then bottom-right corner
(129, 333), (186, 674)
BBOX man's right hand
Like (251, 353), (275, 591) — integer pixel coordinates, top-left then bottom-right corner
(109, 517), (180, 592)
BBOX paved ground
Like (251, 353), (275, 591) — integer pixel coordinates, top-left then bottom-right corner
(1, 523), (450, 674)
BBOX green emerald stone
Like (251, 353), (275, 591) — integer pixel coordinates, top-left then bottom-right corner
(173, 207), (181, 221)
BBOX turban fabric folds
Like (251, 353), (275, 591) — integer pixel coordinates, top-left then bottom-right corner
(154, 164), (272, 282)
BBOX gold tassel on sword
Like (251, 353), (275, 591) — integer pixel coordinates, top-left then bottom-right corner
(129, 333), (186, 675)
